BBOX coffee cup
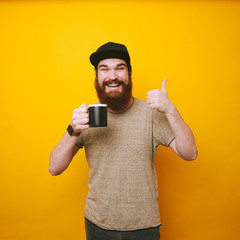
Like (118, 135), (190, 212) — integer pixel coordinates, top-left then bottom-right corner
(88, 104), (107, 127)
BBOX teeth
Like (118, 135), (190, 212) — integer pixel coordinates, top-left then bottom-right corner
(108, 83), (120, 87)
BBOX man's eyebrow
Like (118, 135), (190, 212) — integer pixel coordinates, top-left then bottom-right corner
(116, 63), (127, 67)
(98, 64), (108, 69)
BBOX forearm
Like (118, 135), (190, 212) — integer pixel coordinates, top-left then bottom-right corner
(49, 131), (79, 176)
(165, 104), (198, 160)
(147, 79), (197, 160)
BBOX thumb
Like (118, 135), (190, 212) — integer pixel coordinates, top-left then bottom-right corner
(161, 78), (167, 92)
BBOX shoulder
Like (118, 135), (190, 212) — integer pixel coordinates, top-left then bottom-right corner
(133, 97), (148, 109)
(130, 98), (156, 121)
(133, 97), (159, 114)
(133, 97), (146, 104)
(132, 98), (167, 119)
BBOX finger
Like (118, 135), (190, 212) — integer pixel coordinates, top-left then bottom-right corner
(148, 103), (156, 109)
(73, 118), (89, 125)
(79, 113), (89, 118)
(147, 90), (155, 96)
(80, 103), (88, 108)
(79, 118), (89, 125)
(147, 98), (155, 105)
(79, 107), (88, 113)
(81, 124), (90, 130)
(147, 89), (161, 97)
(79, 124), (89, 131)
(74, 105), (88, 114)
(161, 78), (167, 92)
(75, 124), (89, 132)
(73, 113), (89, 120)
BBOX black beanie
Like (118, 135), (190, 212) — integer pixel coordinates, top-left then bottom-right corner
(90, 42), (131, 72)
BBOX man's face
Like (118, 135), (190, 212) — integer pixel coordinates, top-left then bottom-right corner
(95, 58), (132, 112)
(96, 58), (130, 96)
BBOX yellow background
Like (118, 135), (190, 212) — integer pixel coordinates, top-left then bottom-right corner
(0, 0), (239, 239)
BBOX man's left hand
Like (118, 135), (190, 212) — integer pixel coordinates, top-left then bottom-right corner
(147, 79), (174, 114)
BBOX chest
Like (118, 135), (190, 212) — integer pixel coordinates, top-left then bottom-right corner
(84, 110), (152, 148)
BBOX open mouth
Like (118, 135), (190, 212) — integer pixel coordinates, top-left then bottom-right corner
(106, 83), (121, 87)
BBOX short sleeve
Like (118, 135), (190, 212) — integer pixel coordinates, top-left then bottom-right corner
(75, 133), (84, 148)
(152, 109), (175, 147)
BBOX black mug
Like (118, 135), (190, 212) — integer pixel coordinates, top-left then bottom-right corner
(88, 104), (107, 127)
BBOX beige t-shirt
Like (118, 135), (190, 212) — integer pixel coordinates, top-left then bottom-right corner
(76, 98), (175, 231)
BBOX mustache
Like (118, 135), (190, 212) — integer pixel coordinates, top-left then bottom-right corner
(95, 76), (132, 112)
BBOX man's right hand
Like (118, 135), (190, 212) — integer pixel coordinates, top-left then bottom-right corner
(70, 103), (89, 134)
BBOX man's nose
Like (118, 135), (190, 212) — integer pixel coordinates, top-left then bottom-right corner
(108, 69), (117, 80)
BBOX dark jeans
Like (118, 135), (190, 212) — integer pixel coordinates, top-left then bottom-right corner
(85, 217), (160, 240)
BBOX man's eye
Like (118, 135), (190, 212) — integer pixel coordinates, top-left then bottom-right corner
(101, 68), (108, 71)
(117, 67), (124, 71)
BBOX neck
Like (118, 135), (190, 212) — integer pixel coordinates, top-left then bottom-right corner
(107, 96), (134, 113)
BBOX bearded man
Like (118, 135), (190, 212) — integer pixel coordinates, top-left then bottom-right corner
(49, 42), (198, 240)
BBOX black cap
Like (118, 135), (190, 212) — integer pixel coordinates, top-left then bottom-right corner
(90, 42), (131, 71)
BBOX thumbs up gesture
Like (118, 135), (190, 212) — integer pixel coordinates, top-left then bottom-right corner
(147, 79), (174, 114)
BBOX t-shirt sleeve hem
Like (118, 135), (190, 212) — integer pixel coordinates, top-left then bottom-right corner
(167, 137), (175, 147)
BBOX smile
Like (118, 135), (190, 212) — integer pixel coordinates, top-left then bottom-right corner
(106, 83), (121, 87)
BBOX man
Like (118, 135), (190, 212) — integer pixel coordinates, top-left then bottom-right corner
(49, 42), (198, 240)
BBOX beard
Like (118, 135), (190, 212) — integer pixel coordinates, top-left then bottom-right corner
(95, 76), (132, 112)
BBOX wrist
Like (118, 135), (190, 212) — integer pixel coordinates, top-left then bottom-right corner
(165, 103), (177, 117)
(67, 124), (80, 136)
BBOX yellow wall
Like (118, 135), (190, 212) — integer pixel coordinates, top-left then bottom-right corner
(0, 0), (239, 239)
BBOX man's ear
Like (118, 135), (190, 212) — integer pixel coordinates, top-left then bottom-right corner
(94, 69), (97, 78)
